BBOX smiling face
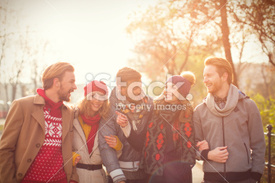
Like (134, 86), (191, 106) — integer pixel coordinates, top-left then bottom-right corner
(120, 79), (144, 103)
(57, 71), (77, 102)
(87, 91), (106, 112)
(203, 65), (224, 95)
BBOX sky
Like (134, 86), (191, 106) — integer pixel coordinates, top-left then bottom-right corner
(2, 0), (157, 84)
(1, 0), (271, 87)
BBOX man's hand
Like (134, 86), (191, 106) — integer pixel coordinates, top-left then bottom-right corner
(116, 111), (128, 127)
(208, 146), (229, 163)
(118, 181), (126, 183)
(196, 140), (209, 151)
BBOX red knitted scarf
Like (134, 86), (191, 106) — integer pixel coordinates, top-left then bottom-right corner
(37, 88), (63, 116)
(81, 114), (101, 153)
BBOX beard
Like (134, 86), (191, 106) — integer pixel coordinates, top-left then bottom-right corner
(58, 85), (72, 102)
(126, 96), (142, 104)
(207, 81), (222, 95)
(126, 92), (145, 104)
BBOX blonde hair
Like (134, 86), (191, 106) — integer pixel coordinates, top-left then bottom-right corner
(181, 71), (196, 86)
(204, 57), (233, 84)
(42, 62), (74, 90)
(78, 94), (109, 120)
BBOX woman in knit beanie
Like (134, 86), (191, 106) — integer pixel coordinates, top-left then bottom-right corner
(72, 80), (122, 183)
(117, 72), (196, 183)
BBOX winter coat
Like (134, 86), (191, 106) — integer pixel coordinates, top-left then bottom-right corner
(72, 116), (108, 183)
(0, 95), (78, 183)
(193, 89), (266, 182)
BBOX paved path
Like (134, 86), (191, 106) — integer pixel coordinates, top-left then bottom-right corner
(0, 118), (5, 126)
(0, 118), (4, 137)
(192, 161), (204, 183)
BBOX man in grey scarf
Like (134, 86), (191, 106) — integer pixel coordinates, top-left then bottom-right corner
(194, 57), (265, 183)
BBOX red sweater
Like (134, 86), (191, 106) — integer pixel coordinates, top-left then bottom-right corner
(22, 89), (67, 183)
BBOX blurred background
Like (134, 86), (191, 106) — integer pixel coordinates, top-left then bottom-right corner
(0, 0), (274, 182)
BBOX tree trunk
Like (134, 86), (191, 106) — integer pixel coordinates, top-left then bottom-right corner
(4, 83), (9, 111)
(11, 84), (17, 102)
(220, 0), (238, 87)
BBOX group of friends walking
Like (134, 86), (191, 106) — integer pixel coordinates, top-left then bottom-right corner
(0, 57), (266, 183)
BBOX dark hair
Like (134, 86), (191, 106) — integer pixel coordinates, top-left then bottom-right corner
(116, 67), (141, 83)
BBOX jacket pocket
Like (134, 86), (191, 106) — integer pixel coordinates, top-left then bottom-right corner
(244, 143), (249, 164)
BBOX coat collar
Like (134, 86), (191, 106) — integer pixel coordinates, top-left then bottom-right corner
(32, 94), (71, 139)
(33, 94), (68, 109)
(73, 117), (88, 150)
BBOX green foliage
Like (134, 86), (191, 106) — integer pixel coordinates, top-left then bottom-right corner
(250, 93), (275, 127)
(250, 93), (275, 183)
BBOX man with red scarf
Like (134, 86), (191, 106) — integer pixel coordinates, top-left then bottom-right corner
(0, 62), (78, 183)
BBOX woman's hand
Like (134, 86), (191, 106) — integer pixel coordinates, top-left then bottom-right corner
(105, 135), (123, 151)
(75, 155), (81, 165)
(196, 140), (209, 151)
(72, 152), (81, 166)
(105, 135), (118, 148)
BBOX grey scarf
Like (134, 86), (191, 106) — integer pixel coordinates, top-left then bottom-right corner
(205, 84), (239, 117)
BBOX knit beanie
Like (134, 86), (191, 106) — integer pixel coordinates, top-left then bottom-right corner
(84, 80), (108, 97)
(166, 75), (191, 98)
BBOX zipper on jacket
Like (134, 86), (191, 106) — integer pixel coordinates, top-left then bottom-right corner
(222, 117), (226, 178)
(244, 143), (249, 164)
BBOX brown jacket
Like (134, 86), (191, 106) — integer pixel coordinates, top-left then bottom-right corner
(0, 95), (79, 183)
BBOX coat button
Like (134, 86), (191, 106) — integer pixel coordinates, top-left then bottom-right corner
(36, 143), (40, 148)
(18, 173), (23, 177)
(27, 158), (32, 163)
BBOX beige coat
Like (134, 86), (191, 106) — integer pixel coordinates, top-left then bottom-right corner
(0, 95), (78, 183)
(72, 116), (108, 183)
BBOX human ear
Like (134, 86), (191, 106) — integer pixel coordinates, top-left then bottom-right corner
(53, 78), (60, 87)
(222, 72), (228, 82)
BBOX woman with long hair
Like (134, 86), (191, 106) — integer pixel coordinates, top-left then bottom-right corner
(72, 80), (122, 183)
(116, 72), (196, 183)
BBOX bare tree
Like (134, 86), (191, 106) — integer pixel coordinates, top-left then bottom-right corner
(230, 0), (275, 66)
(0, 0), (49, 108)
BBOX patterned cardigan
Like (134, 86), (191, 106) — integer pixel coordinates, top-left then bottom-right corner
(126, 100), (196, 176)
